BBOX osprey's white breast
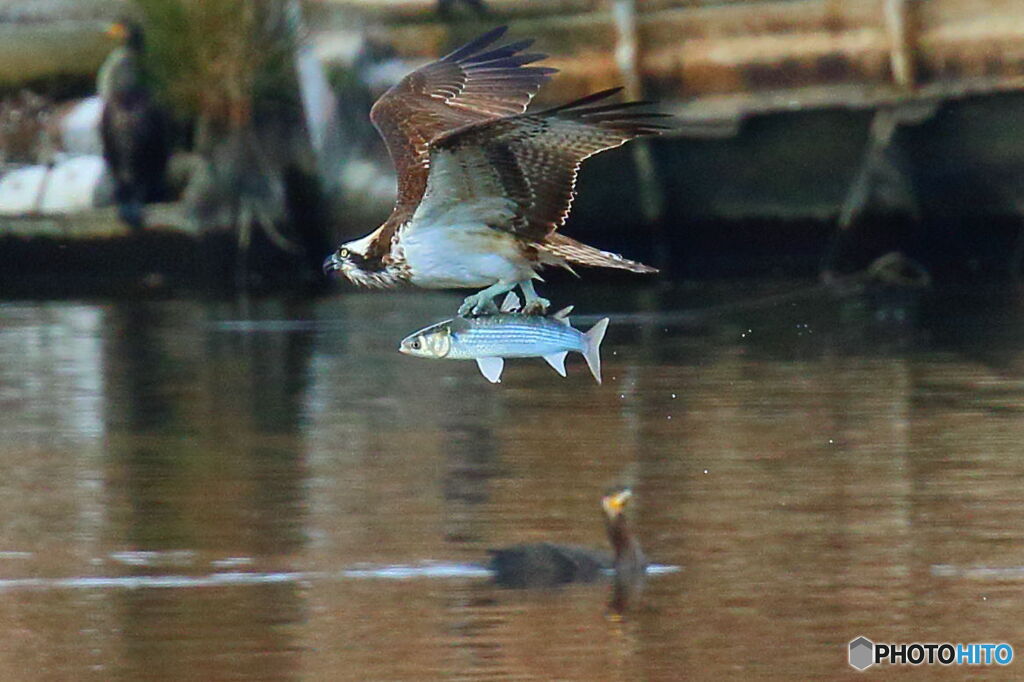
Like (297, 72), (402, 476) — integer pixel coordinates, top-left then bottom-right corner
(399, 150), (534, 289)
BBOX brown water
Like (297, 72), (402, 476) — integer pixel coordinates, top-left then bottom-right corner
(1, 280), (1023, 680)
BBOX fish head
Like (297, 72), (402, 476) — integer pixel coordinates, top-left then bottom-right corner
(399, 323), (453, 359)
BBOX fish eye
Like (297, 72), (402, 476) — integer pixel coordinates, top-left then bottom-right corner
(410, 339), (421, 350)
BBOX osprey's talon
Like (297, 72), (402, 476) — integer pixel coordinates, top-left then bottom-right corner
(518, 279), (550, 316)
(474, 302), (499, 317)
(521, 297), (550, 316)
(459, 294), (499, 317)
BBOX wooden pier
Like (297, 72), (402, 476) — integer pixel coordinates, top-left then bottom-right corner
(1, 0), (1023, 282)
(7, 0), (1022, 124)
(306, 0), (1024, 225)
(312, 0), (1024, 126)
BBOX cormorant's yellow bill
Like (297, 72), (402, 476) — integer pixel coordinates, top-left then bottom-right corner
(106, 21), (129, 41)
(602, 488), (633, 517)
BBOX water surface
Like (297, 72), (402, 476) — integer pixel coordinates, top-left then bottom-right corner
(1, 279), (1023, 680)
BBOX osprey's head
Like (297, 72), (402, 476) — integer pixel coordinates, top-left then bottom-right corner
(322, 233), (399, 288)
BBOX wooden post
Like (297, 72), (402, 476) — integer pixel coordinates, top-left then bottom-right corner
(884, 0), (916, 91)
(611, 0), (666, 267)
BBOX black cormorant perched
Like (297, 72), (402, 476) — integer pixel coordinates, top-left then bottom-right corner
(99, 19), (170, 230)
(489, 487), (646, 588)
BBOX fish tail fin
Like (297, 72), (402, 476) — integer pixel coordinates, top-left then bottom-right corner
(582, 318), (609, 384)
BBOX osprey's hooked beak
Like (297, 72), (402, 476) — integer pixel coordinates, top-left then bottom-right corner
(322, 251), (342, 275)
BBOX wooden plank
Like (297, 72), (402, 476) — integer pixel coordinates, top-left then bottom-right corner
(1, 0), (1021, 123)
(309, 0), (601, 22)
(0, 0), (127, 88)
(0, 23), (112, 89)
(0, 203), (193, 239)
(345, 0), (1024, 123)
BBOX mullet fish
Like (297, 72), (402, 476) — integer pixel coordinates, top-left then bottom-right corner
(399, 295), (609, 384)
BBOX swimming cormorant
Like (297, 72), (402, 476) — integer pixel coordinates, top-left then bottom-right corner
(489, 487), (645, 588)
(99, 19), (170, 230)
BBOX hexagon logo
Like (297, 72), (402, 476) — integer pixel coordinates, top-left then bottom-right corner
(849, 636), (875, 670)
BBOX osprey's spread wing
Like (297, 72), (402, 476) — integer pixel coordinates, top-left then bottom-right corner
(367, 26), (555, 257)
(422, 88), (667, 244)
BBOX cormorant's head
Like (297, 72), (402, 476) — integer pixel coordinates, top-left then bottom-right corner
(601, 487), (633, 521)
(322, 232), (396, 288)
(106, 19), (145, 52)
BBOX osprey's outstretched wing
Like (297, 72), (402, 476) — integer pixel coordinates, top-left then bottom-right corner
(422, 88), (667, 269)
(367, 26), (556, 257)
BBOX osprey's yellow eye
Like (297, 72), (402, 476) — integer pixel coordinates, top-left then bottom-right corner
(339, 248), (350, 259)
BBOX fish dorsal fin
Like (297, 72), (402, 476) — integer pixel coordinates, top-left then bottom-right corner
(552, 306), (574, 326)
(543, 351), (568, 377)
(448, 315), (470, 332)
(476, 357), (504, 383)
(499, 292), (521, 313)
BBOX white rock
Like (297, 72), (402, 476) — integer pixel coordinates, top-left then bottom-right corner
(59, 96), (104, 156)
(0, 164), (48, 215)
(39, 155), (113, 213)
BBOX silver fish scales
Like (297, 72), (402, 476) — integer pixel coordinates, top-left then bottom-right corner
(399, 294), (609, 384)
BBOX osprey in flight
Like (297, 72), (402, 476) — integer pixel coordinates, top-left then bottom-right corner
(323, 27), (666, 316)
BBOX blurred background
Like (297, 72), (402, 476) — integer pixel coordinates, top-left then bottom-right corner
(2, 2), (1024, 681)
(0, 0), (1023, 292)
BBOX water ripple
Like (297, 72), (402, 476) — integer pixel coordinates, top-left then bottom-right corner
(0, 561), (680, 592)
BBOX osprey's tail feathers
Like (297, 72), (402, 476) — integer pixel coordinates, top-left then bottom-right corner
(540, 234), (657, 274)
